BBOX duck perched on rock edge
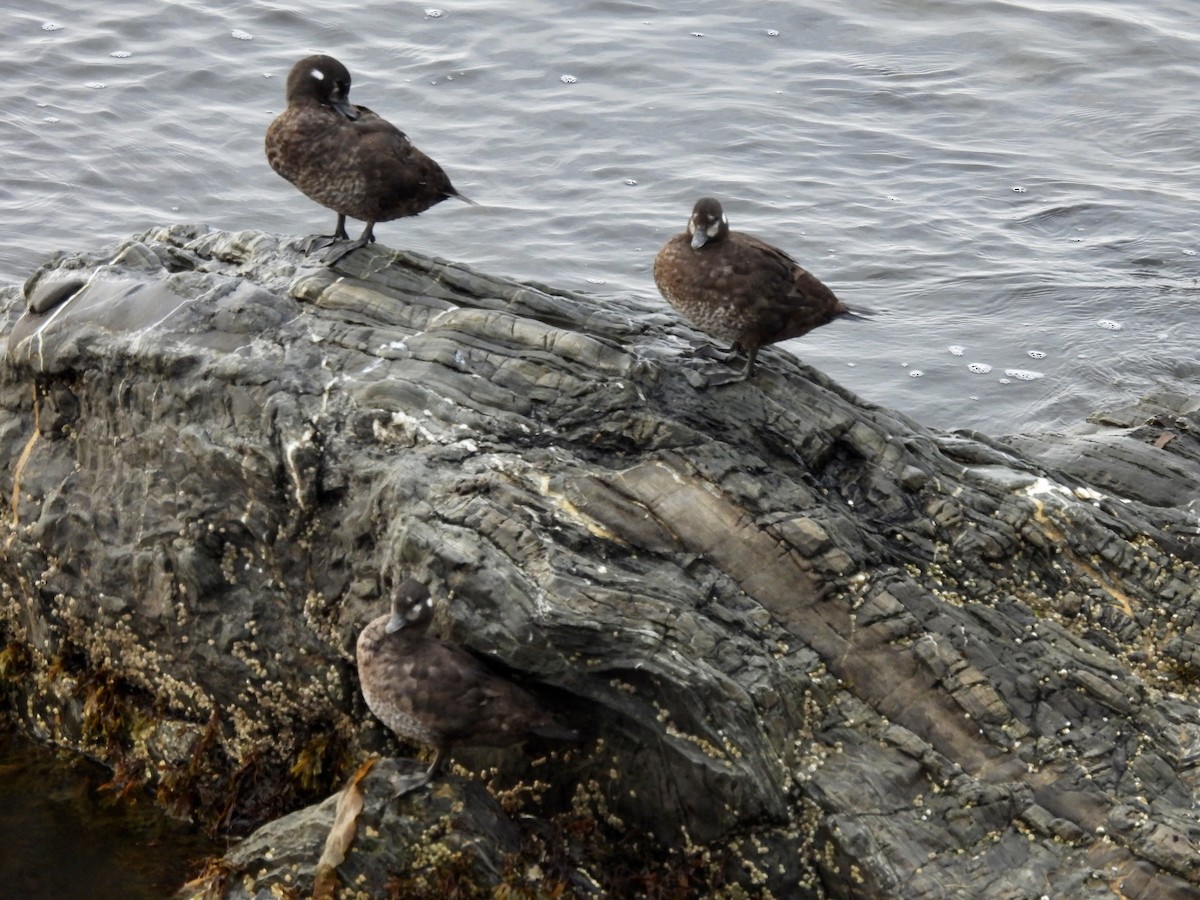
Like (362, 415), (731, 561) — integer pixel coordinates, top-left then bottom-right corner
(653, 196), (870, 382)
(265, 54), (475, 264)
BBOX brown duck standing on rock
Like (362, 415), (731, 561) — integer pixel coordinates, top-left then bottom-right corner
(356, 579), (580, 795)
(654, 197), (867, 381)
(265, 54), (474, 263)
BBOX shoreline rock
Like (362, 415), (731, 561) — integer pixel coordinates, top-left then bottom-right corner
(1, 226), (1199, 897)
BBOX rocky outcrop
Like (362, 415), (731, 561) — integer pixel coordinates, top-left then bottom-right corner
(2, 226), (1199, 897)
(189, 757), (523, 899)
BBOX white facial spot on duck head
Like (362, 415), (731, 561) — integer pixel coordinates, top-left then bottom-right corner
(310, 67), (325, 81)
(409, 595), (432, 622)
(707, 214), (726, 237)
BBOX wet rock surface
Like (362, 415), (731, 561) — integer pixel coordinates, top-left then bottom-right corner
(1, 226), (1199, 897)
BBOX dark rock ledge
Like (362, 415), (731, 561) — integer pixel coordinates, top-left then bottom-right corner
(2, 225), (1199, 898)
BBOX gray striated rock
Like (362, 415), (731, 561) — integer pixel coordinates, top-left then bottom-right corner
(1, 226), (1199, 897)
(202, 758), (521, 899)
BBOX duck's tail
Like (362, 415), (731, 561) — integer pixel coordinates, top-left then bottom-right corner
(840, 302), (877, 320)
(531, 721), (584, 742)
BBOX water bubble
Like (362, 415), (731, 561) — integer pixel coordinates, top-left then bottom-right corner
(1183, 248), (1196, 256)
(767, 29), (780, 36)
(1096, 319), (1122, 331)
(847, 362), (856, 367)
(1013, 186), (1027, 193)
(692, 32), (704, 37)
(231, 29), (253, 41)
(110, 50), (131, 58)
(908, 369), (924, 378)
(425, 8), (444, 16)
(586, 278), (606, 285)
(85, 82), (106, 90)
(1004, 368), (1044, 381)
(1027, 350), (1045, 359)
(43, 116), (59, 123)
(947, 345), (964, 357)
(42, 22), (63, 31)
(968, 362), (992, 374)
(998, 377), (1012, 384)
(624, 178), (637, 186)
(560, 74), (577, 84)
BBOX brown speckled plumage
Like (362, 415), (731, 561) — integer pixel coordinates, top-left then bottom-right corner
(265, 55), (472, 261)
(355, 580), (578, 789)
(654, 197), (857, 379)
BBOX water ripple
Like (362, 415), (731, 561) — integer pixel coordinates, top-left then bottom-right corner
(2, 0), (1198, 433)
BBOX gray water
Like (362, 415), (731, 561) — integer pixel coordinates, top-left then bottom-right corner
(5, 2), (1199, 430)
(0, 732), (219, 898)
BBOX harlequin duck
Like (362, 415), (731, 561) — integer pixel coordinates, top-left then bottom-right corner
(653, 197), (864, 380)
(355, 579), (579, 794)
(265, 54), (474, 263)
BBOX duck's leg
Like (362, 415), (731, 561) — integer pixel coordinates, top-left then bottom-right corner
(740, 346), (759, 379)
(422, 747), (444, 782)
(301, 214), (352, 254)
(323, 220), (377, 265)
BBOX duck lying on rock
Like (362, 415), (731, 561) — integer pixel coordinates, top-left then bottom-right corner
(355, 579), (580, 795)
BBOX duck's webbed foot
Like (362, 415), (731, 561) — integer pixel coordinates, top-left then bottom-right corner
(387, 748), (443, 799)
(691, 341), (745, 366)
(386, 767), (434, 799)
(320, 236), (371, 265)
(321, 221), (377, 266)
(680, 341), (755, 387)
(300, 233), (340, 254)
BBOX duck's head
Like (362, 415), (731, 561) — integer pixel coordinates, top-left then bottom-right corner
(285, 54), (358, 120)
(687, 197), (729, 249)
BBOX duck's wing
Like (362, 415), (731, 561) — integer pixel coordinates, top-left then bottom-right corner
(735, 233), (846, 340)
(351, 105), (459, 200)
